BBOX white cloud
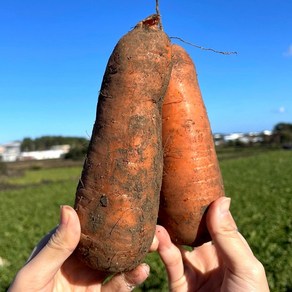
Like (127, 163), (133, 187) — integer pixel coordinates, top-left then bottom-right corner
(278, 106), (285, 113)
(283, 45), (292, 57)
(272, 106), (286, 114)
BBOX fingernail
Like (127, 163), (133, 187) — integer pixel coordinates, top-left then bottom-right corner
(60, 205), (70, 226)
(219, 197), (231, 215)
(150, 235), (159, 252)
(142, 263), (150, 276)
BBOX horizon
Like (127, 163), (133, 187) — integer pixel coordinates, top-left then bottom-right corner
(1, 127), (278, 145)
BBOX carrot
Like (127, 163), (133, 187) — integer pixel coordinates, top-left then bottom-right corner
(158, 44), (225, 247)
(74, 14), (172, 273)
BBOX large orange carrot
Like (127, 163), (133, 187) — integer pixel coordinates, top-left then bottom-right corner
(158, 44), (225, 247)
(74, 15), (172, 272)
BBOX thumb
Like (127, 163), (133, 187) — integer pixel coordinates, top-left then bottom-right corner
(207, 197), (255, 272)
(25, 205), (81, 279)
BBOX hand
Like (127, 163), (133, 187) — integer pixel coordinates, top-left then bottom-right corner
(8, 205), (151, 292)
(155, 197), (270, 292)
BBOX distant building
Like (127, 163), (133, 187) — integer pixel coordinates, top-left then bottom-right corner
(213, 130), (272, 146)
(213, 133), (225, 146)
(224, 133), (244, 142)
(263, 130), (272, 136)
(0, 143), (70, 162)
(0, 141), (21, 162)
(19, 145), (70, 161)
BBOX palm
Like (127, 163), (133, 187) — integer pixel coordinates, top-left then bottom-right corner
(28, 254), (107, 292)
(55, 255), (107, 291)
(180, 243), (224, 291)
(180, 243), (260, 292)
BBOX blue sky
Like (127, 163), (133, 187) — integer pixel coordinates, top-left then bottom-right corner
(1, 0), (291, 144)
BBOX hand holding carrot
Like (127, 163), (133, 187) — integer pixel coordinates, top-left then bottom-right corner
(154, 197), (270, 292)
(8, 206), (151, 292)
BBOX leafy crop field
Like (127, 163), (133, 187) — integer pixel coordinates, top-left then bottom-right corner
(0, 150), (291, 291)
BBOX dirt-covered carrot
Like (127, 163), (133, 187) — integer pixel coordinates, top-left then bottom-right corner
(74, 15), (172, 273)
(158, 44), (225, 247)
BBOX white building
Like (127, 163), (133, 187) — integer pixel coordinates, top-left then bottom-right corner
(224, 133), (244, 142)
(19, 145), (70, 161)
(0, 143), (70, 162)
(0, 142), (21, 162)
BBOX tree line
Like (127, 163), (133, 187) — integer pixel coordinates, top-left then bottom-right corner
(272, 123), (292, 146)
(21, 136), (89, 151)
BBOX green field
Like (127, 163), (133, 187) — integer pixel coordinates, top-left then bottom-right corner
(0, 149), (291, 291)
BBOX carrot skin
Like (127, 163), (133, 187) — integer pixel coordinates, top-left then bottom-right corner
(74, 15), (172, 273)
(158, 44), (225, 247)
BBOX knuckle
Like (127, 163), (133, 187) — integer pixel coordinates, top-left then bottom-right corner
(123, 273), (135, 285)
(214, 223), (239, 239)
(170, 275), (187, 291)
(47, 229), (74, 254)
(120, 273), (136, 291)
(248, 259), (265, 277)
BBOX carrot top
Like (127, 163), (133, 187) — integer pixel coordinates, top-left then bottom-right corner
(135, 14), (161, 30)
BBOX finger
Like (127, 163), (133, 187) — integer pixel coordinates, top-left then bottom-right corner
(155, 225), (186, 290)
(102, 263), (150, 291)
(23, 205), (81, 282)
(207, 197), (256, 272)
